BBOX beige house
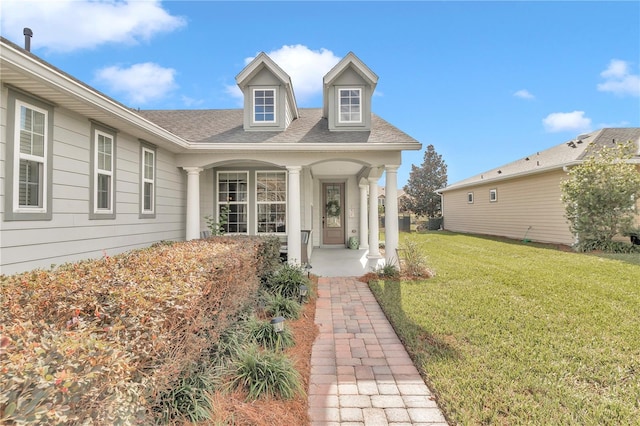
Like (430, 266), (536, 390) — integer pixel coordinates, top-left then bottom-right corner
(438, 128), (640, 246)
(0, 36), (421, 274)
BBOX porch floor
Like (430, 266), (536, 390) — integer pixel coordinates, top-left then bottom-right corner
(308, 248), (384, 278)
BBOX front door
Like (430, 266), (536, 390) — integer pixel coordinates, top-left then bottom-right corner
(322, 182), (345, 245)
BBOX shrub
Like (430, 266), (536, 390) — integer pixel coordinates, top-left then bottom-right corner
(575, 239), (640, 253)
(227, 346), (304, 400)
(256, 236), (283, 281)
(561, 141), (640, 250)
(246, 317), (294, 351)
(399, 240), (435, 278)
(0, 237), (276, 424)
(263, 263), (310, 299)
(372, 260), (400, 280)
(265, 293), (301, 320)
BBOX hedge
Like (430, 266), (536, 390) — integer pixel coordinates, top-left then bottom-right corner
(0, 236), (281, 424)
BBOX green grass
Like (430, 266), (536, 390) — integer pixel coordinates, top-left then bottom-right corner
(370, 231), (640, 425)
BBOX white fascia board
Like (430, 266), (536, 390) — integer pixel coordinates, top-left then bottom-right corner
(184, 142), (422, 152)
(2, 43), (189, 150)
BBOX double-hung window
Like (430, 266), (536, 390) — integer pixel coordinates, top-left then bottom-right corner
(91, 126), (116, 217)
(140, 145), (156, 217)
(256, 171), (286, 233)
(253, 89), (276, 123)
(5, 90), (53, 221)
(218, 172), (248, 233)
(338, 88), (361, 123)
(15, 101), (47, 212)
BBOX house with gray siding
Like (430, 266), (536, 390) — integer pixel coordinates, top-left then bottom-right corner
(0, 37), (421, 274)
(438, 128), (640, 246)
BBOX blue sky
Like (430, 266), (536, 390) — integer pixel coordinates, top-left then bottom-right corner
(2, 1), (639, 188)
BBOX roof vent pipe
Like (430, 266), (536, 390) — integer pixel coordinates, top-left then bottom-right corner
(23, 28), (33, 51)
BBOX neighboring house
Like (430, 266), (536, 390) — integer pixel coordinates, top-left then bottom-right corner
(377, 188), (411, 213)
(0, 36), (421, 275)
(438, 128), (640, 246)
(378, 187), (407, 207)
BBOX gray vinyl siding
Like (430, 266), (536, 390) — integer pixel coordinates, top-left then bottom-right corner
(442, 170), (574, 245)
(0, 104), (186, 275)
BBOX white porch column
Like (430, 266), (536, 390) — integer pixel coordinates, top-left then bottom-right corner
(385, 165), (400, 264)
(287, 166), (302, 264)
(368, 177), (381, 258)
(184, 167), (203, 241)
(359, 183), (369, 249)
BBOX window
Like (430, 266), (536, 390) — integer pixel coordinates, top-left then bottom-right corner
(5, 90), (53, 221)
(489, 189), (498, 202)
(256, 171), (286, 233)
(140, 144), (156, 217)
(16, 101), (46, 210)
(338, 88), (361, 123)
(467, 192), (474, 203)
(253, 89), (275, 122)
(90, 125), (116, 218)
(218, 172), (248, 233)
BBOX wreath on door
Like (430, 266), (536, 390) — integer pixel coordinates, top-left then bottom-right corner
(326, 200), (341, 217)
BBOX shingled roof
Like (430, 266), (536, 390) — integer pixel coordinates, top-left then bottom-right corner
(138, 108), (419, 145)
(441, 128), (640, 192)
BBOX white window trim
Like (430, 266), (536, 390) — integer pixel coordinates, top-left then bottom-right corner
(467, 192), (474, 204)
(255, 170), (287, 235)
(93, 129), (114, 214)
(252, 87), (277, 124)
(489, 189), (498, 202)
(338, 87), (362, 124)
(217, 171), (249, 235)
(141, 146), (155, 215)
(13, 99), (48, 214)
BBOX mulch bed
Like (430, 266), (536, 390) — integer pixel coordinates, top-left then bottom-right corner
(206, 276), (319, 425)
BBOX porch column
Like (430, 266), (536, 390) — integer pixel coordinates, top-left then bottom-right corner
(385, 165), (400, 264)
(287, 166), (302, 264)
(359, 183), (369, 249)
(368, 177), (381, 258)
(184, 167), (203, 241)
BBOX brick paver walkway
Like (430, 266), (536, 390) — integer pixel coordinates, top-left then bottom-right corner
(308, 277), (448, 425)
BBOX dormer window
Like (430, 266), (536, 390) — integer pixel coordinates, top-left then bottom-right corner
(253, 88), (276, 123)
(339, 88), (361, 123)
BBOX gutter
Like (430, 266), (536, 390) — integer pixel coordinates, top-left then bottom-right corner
(1, 40), (190, 151)
(183, 142), (423, 152)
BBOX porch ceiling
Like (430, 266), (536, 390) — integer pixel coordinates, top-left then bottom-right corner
(311, 161), (366, 176)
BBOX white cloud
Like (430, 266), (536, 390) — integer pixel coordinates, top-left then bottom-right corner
(0, 0), (185, 52)
(514, 89), (534, 99)
(597, 59), (640, 97)
(542, 111), (592, 133)
(95, 63), (177, 105)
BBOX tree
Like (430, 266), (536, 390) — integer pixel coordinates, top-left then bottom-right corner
(403, 144), (448, 217)
(560, 141), (640, 251)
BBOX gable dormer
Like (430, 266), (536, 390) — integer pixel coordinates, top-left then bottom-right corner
(236, 52), (299, 131)
(323, 52), (378, 131)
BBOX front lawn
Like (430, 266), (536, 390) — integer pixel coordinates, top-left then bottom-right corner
(370, 232), (640, 425)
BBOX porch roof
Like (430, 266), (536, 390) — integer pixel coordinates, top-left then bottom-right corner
(138, 108), (420, 146)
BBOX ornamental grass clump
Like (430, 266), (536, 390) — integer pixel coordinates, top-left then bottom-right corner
(263, 263), (310, 299)
(227, 345), (304, 400)
(265, 293), (301, 320)
(246, 317), (295, 351)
